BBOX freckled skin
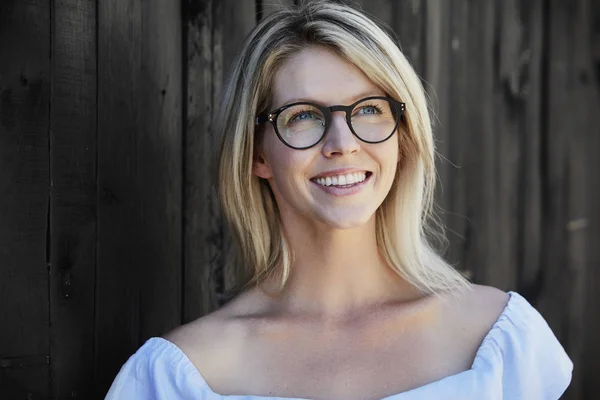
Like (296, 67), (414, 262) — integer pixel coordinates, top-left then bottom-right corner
(253, 46), (399, 231)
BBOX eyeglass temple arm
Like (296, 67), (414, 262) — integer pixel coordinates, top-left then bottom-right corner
(255, 113), (272, 125)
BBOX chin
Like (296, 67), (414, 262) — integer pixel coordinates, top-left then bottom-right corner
(316, 210), (375, 230)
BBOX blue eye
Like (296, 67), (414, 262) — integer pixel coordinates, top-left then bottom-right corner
(289, 110), (316, 123)
(357, 105), (381, 115)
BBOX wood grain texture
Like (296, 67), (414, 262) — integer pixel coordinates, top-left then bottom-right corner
(426, 0), (488, 281)
(352, 0), (393, 26)
(427, 0), (537, 291)
(391, 0), (426, 75)
(184, 0), (221, 320)
(96, 0), (182, 395)
(583, 0), (600, 385)
(49, 0), (97, 398)
(184, 0), (257, 319)
(0, 0), (51, 398)
(543, 0), (600, 398)
(215, 0), (257, 299)
(512, 0), (544, 307)
(424, 0), (458, 273)
(261, 0), (295, 19)
(583, 0), (600, 395)
(494, 0), (544, 294)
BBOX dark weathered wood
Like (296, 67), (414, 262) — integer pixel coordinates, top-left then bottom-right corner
(512, 0), (544, 307)
(261, 0), (295, 19)
(578, 3), (600, 398)
(583, 2), (600, 387)
(49, 0), (97, 398)
(582, 1), (600, 393)
(426, 0), (491, 281)
(460, 1), (511, 288)
(344, 0), (425, 74)
(391, 0), (426, 75)
(184, 0), (221, 320)
(96, 0), (182, 395)
(425, 0), (545, 292)
(423, 0), (459, 273)
(215, 0), (257, 299)
(353, 0), (394, 33)
(494, 0), (545, 294)
(0, 0), (51, 398)
(543, 1), (600, 398)
(428, 0), (532, 291)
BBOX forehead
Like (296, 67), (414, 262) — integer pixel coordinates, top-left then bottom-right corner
(271, 46), (384, 108)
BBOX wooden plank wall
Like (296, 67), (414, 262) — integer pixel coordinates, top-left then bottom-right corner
(545, 2), (600, 399)
(0, 0), (597, 399)
(0, 1), (51, 398)
(95, 0), (183, 396)
(50, 0), (96, 398)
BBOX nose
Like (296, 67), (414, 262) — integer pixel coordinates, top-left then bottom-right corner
(321, 112), (361, 157)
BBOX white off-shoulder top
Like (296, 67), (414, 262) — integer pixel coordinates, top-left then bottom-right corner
(105, 292), (573, 400)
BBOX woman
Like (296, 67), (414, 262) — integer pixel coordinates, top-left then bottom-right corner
(106, 1), (573, 399)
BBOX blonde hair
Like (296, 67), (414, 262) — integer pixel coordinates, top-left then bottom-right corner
(215, 0), (471, 301)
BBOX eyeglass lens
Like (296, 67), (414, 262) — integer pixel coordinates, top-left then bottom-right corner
(275, 98), (398, 149)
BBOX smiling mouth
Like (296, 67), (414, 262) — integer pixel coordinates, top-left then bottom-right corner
(310, 171), (372, 187)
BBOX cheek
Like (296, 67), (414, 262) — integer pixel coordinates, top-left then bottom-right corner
(268, 149), (298, 175)
(381, 136), (400, 171)
(265, 136), (312, 173)
(267, 152), (314, 209)
(264, 142), (312, 186)
(273, 155), (312, 189)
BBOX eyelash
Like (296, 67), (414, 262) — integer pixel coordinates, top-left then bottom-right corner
(283, 101), (387, 128)
(288, 104), (383, 120)
(288, 109), (318, 123)
(354, 104), (383, 115)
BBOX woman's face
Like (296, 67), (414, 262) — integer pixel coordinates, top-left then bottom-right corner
(253, 46), (399, 230)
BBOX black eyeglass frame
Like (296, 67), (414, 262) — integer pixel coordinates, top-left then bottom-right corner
(255, 96), (406, 150)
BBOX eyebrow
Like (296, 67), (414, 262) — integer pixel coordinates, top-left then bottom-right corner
(276, 91), (387, 109)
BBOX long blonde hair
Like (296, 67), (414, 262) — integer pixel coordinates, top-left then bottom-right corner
(215, 0), (470, 301)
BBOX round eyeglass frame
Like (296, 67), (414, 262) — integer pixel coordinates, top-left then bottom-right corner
(255, 96), (406, 150)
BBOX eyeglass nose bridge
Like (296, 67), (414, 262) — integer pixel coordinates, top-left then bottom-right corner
(319, 104), (355, 134)
(327, 104), (353, 113)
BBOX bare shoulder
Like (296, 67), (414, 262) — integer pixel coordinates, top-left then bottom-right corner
(161, 290), (261, 387)
(162, 312), (231, 380)
(437, 284), (510, 358)
(161, 309), (230, 357)
(471, 284), (510, 319)
(444, 284), (509, 326)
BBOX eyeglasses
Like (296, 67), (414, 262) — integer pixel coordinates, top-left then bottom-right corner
(255, 96), (405, 150)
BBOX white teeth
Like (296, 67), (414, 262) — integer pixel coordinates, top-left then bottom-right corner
(314, 172), (368, 187)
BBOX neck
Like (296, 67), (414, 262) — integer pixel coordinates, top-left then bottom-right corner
(260, 214), (423, 321)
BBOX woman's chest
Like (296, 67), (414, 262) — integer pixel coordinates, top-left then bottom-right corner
(224, 323), (478, 400)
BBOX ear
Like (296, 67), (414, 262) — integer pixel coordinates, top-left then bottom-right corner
(252, 152), (273, 179)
